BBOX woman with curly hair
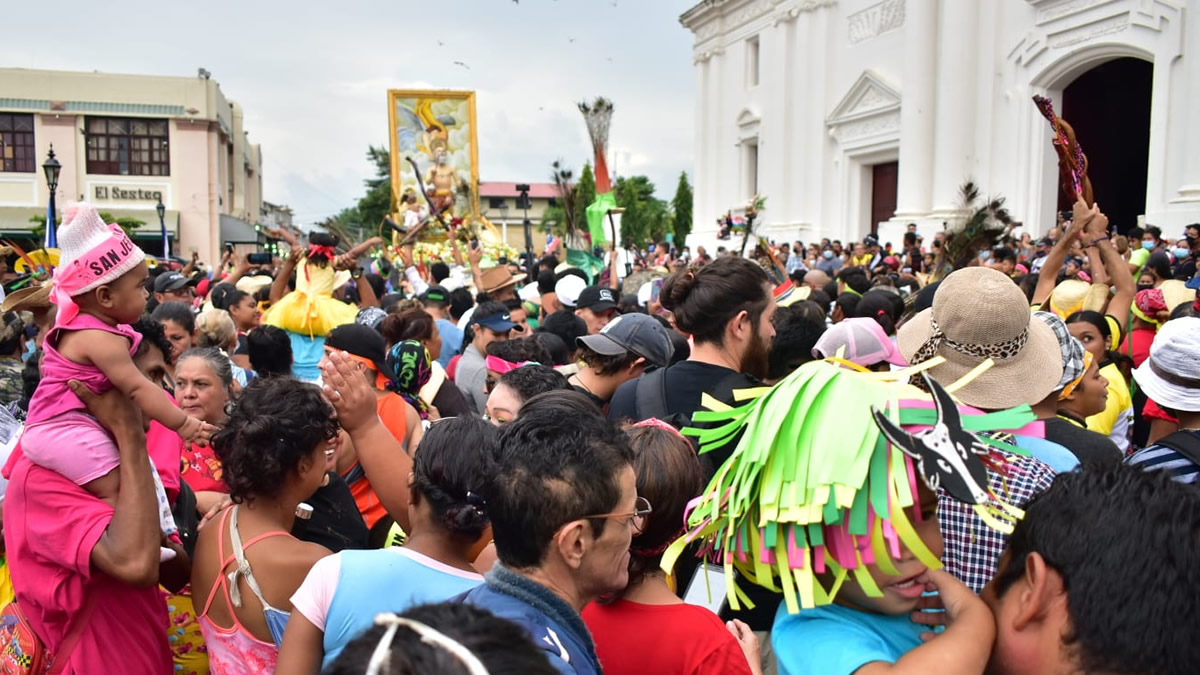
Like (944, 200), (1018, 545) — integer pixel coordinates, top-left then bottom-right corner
(191, 377), (338, 673)
(277, 415), (496, 674)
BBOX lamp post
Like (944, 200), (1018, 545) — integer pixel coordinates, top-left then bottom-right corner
(156, 196), (168, 261)
(515, 184), (533, 278)
(42, 145), (61, 249)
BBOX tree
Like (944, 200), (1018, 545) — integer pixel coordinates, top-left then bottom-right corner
(28, 212), (142, 243)
(325, 145), (393, 246)
(614, 175), (670, 248)
(671, 171), (693, 244)
(576, 162), (596, 210)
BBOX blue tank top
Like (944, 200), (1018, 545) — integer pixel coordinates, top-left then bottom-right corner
(321, 548), (482, 668)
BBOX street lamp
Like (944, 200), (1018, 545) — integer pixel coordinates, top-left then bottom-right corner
(42, 145), (61, 249)
(515, 184), (533, 278)
(156, 196), (168, 260)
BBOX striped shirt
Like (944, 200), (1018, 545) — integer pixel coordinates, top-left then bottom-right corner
(1126, 432), (1200, 484)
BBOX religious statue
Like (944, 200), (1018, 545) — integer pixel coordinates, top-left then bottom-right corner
(424, 137), (461, 217)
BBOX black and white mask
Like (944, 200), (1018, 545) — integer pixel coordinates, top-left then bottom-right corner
(871, 373), (991, 505)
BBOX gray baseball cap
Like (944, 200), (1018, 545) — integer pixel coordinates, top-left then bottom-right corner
(577, 313), (674, 368)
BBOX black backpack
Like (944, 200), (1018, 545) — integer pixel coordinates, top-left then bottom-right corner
(1152, 431), (1200, 467)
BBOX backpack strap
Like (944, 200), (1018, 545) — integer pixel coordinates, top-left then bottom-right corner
(1153, 431), (1200, 466)
(635, 367), (670, 422)
(45, 591), (98, 674)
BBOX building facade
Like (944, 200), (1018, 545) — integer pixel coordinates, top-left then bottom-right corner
(0, 68), (264, 264)
(681, 0), (1199, 250)
(480, 181), (559, 252)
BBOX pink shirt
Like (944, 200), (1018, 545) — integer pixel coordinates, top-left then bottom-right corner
(26, 313), (141, 426)
(2, 447), (172, 674)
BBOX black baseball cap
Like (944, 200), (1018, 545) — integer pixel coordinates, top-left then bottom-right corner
(577, 286), (618, 312)
(420, 285), (450, 307)
(577, 313), (674, 368)
(325, 324), (389, 375)
(154, 271), (194, 293)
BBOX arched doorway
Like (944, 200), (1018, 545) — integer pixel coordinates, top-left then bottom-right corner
(1058, 57), (1153, 233)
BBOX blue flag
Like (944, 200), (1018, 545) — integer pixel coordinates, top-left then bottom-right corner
(44, 201), (56, 249)
(162, 215), (170, 260)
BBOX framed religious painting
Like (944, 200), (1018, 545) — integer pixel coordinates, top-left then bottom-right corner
(387, 89), (481, 231)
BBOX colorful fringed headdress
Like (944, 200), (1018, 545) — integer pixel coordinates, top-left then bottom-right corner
(661, 358), (1040, 614)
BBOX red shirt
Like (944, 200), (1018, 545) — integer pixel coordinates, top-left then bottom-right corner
(3, 448), (172, 674)
(583, 599), (753, 675)
(1122, 328), (1156, 368)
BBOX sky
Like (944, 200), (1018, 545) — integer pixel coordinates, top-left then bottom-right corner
(1, 0), (699, 228)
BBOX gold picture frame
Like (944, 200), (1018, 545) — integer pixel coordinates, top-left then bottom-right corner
(387, 89), (480, 226)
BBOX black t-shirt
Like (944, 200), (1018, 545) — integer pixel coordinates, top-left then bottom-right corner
(609, 361), (757, 474)
(1043, 415), (1122, 467)
(234, 332), (249, 356)
(431, 378), (472, 418)
(570, 384), (609, 412)
(293, 472), (370, 553)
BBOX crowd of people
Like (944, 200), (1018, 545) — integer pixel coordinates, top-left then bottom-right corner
(0, 197), (1195, 674)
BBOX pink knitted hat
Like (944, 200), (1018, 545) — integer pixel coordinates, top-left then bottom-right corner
(51, 202), (146, 324)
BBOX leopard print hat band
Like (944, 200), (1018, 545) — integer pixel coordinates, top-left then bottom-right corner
(908, 316), (1031, 366)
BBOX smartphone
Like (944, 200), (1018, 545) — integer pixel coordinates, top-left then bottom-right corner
(470, 238), (480, 250)
(650, 278), (663, 303)
(247, 252), (272, 265)
(224, 242), (234, 254)
(683, 563), (729, 614)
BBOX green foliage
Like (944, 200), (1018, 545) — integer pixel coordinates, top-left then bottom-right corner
(28, 212), (141, 242)
(326, 145), (393, 245)
(541, 204), (567, 236)
(615, 175), (671, 248)
(576, 163), (596, 213)
(671, 171), (694, 244)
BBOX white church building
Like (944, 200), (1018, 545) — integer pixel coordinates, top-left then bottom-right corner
(680, 0), (1200, 250)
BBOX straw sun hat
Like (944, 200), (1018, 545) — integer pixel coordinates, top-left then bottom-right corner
(897, 267), (1062, 410)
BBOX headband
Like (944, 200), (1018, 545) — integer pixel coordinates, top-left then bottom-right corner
(485, 355), (534, 375)
(365, 614), (489, 675)
(308, 244), (337, 260)
(1059, 350), (1093, 400)
(633, 417), (686, 439)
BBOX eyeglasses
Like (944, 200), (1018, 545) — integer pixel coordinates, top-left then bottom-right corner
(581, 496), (652, 534)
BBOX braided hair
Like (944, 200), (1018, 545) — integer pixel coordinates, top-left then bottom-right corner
(411, 415), (497, 540)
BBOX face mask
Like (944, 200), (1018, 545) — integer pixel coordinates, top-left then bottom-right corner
(979, 251), (991, 261)
(21, 340), (35, 362)
(823, 250), (834, 260)
(1142, 240), (1155, 251)
(1172, 247), (1190, 260)
(1137, 284), (1154, 292)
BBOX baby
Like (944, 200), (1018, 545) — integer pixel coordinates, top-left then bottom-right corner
(23, 204), (212, 545)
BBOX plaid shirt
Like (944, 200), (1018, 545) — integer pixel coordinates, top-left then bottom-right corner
(938, 447), (1057, 593)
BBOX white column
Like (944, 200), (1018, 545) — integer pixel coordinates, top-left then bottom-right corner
(1172, 6), (1200, 203)
(693, 56), (709, 235)
(894, 0), (937, 219)
(929, 0), (979, 216)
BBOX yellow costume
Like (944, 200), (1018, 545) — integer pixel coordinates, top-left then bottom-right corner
(262, 259), (356, 337)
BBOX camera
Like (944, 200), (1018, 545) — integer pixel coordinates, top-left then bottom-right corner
(247, 252), (272, 265)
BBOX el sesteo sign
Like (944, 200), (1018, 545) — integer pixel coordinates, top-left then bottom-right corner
(94, 186), (163, 201)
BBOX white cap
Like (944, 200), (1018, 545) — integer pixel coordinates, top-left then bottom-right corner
(637, 281), (653, 307)
(519, 283), (541, 302)
(555, 275), (587, 308)
(1132, 317), (1200, 412)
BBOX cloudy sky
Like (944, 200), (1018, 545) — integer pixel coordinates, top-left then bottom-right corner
(1, 0), (698, 227)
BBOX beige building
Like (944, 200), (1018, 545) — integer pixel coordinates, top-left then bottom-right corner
(479, 181), (558, 253)
(0, 68), (264, 264)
